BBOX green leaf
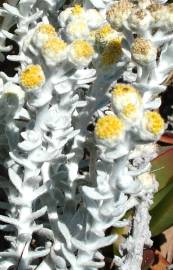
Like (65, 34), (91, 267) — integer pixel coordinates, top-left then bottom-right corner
(150, 183), (173, 236)
(150, 180), (173, 210)
(151, 148), (173, 191)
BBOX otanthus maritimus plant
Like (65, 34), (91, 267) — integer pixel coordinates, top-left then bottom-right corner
(0, 0), (172, 270)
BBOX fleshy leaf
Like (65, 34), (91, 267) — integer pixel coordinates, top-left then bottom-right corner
(150, 181), (173, 210)
(150, 184), (173, 236)
(151, 148), (173, 191)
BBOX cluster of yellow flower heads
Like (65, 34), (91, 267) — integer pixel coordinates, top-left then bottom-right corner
(95, 84), (165, 144)
(31, 6), (97, 68)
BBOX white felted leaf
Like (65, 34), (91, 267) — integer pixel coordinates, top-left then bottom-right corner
(58, 221), (72, 249)
(72, 234), (117, 251)
(8, 168), (22, 193)
(88, 0), (105, 8)
(61, 245), (77, 268)
(9, 152), (35, 170)
(18, 141), (41, 152)
(159, 42), (173, 69)
(82, 186), (112, 200)
(31, 206), (47, 221)
(3, 3), (23, 17)
(71, 69), (96, 80)
(0, 215), (18, 226)
(28, 248), (50, 260)
(82, 260), (105, 268)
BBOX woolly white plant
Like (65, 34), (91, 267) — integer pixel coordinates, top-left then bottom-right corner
(0, 0), (172, 270)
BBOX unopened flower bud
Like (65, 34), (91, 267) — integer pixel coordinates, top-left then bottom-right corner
(131, 38), (157, 66)
(147, 3), (166, 28)
(127, 8), (152, 32)
(106, 0), (133, 31)
(3, 83), (25, 107)
(137, 172), (156, 190)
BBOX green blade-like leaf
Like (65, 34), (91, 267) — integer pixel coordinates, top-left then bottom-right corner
(150, 180), (173, 210)
(151, 148), (173, 191)
(150, 183), (173, 236)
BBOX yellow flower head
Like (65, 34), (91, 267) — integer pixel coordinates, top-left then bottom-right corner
(112, 84), (142, 114)
(95, 115), (124, 142)
(69, 40), (94, 67)
(20, 65), (45, 91)
(37, 24), (56, 35)
(95, 24), (119, 51)
(144, 111), (164, 135)
(33, 23), (57, 48)
(71, 4), (84, 15)
(43, 37), (67, 53)
(131, 37), (157, 65)
(101, 37), (122, 66)
(95, 24), (113, 40)
(42, 37), (67, 66)
(112, 84), (138, 96)
(73, 40), (94, 58)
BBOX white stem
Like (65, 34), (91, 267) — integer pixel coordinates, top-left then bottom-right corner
(120, 197), (153, 270)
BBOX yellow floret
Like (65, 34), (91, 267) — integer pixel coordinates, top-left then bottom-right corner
(101, 37), (122, 65)
(95, 24), (112, 40)
(73, 40), (94, 58)
(43, 37), (67, 52)
(20, 65), (45, 90)
(112, 84), (138, 96)
(122, 103), (137, 117)
(145, 111), (164, 135)
(72, 4), (84, 15)
(38, 24), (56, 35)
(95, 115), (124, 140)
